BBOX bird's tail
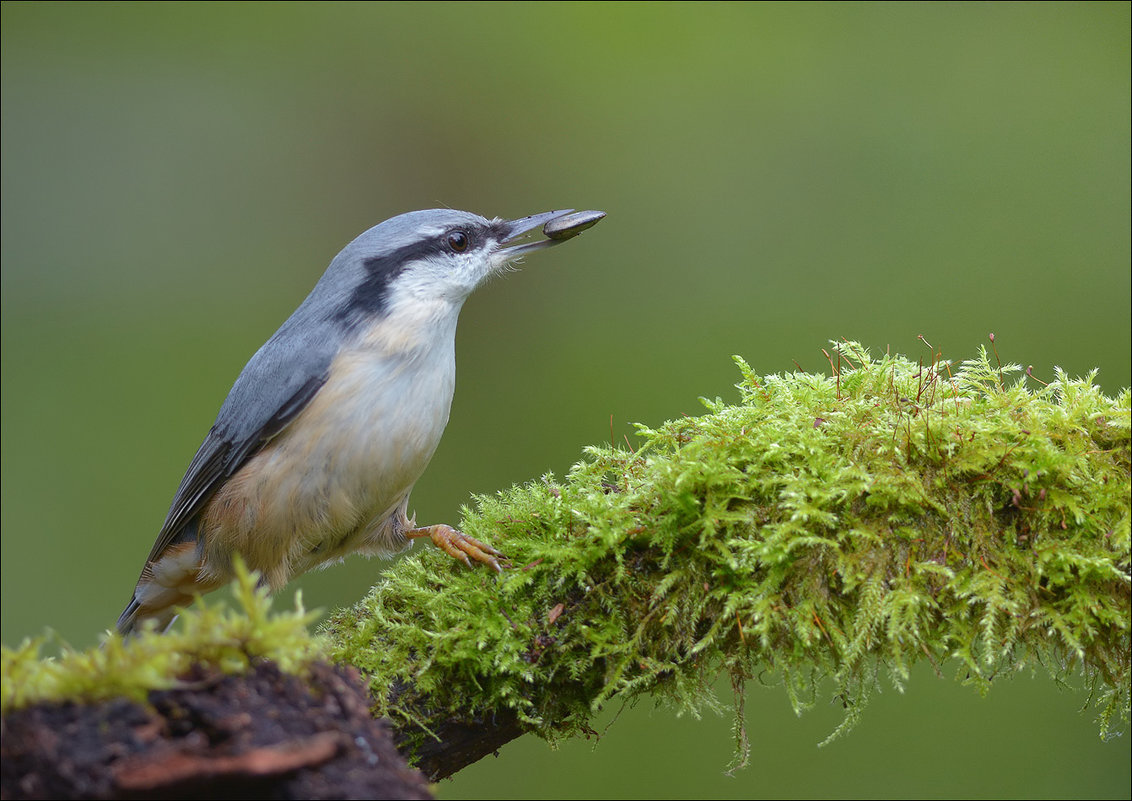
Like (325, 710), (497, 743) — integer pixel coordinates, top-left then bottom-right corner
(116, 597), (179, 636)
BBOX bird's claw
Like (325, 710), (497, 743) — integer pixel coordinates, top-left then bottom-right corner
(407, 524), (506, 572)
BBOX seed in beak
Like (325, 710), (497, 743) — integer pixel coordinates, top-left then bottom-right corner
(543, 210), (607, 241)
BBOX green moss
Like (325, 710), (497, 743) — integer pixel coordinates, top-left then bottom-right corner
(4, 343), (1128, 767)
(327, 343), (1130, 764)
(1, 559), (323, 714)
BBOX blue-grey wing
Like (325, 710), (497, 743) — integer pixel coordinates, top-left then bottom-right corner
(142, 318), (341, 565)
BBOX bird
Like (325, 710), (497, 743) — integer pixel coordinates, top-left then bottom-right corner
(117, 207), (605, 634)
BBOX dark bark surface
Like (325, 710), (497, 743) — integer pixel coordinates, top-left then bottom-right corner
(391, 707), (524, 782)
(1, 661), (431, 800)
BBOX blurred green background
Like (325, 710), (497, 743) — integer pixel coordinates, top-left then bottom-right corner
(2, 2), (1128, 797)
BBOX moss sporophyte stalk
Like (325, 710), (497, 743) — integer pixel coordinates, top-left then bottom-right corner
(4, 342), (1129, 770)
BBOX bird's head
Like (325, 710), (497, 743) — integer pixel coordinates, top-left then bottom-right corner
(312, 208), (603, 332)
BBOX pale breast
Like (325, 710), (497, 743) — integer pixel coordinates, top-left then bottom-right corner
(202, 331), (457, 588)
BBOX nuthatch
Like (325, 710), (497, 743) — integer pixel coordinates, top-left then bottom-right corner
(117, 208), (605, 634)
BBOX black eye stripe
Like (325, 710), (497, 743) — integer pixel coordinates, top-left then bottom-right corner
(334, 223), (494, 326)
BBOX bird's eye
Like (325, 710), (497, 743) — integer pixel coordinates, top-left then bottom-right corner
(447, 231), (469, 252)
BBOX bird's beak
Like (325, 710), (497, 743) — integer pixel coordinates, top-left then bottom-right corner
(498, 209), (606, 257)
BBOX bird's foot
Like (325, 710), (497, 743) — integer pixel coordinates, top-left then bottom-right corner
(405, 524), (506, 572)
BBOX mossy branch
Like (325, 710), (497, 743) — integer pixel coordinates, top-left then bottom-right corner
(326, 343), (1130, 776)
(3, 343), (1129, 786)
